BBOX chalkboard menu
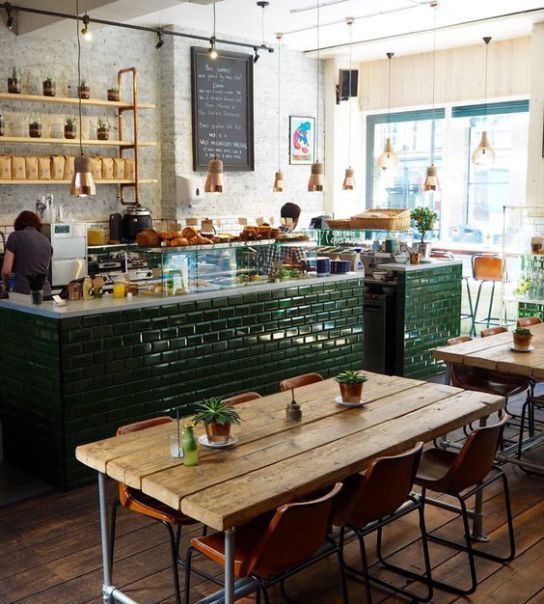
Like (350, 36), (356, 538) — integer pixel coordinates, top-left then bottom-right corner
(191, 47), (255, 171)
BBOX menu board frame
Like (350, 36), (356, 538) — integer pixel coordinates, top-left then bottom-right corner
(191, 46), (255, 172)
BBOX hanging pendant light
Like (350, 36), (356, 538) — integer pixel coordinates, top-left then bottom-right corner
(273, 33), (284, 192)
(376, 52), (398, 172)
(70, 0), (95, 197)
(205, 1), (224, 194)
(472, 36), (495, 167)
(308, 0), (325, 192)
(342, 18), (355, 190)
(423, 1), (440, 192)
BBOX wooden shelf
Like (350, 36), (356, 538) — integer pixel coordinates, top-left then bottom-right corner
(0, 136), (157, 147)
(0, 179), (158, 185)
(0, 91), (155, 110)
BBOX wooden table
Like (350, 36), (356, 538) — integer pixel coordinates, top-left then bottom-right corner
(76, 372), (504, 604)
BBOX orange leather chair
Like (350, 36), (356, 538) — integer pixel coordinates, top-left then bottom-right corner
(480, 325), (507, 338)
(333, 443), (431, 603)
(224, 391), (262, 405)
(415, 416), (515, 596)
(469, 254), (503, 336)
(183, 483), (347, 604)
(279, 372), (323, 392)
(517, 316), (542, 328)
(111, 416), (198, 604)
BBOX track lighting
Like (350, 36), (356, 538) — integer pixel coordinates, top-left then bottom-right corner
(208, 37), (218, 59)
(253, 47), (260, 63)
(81, 14), (92, 41)
(5, 3), (14, 30)
(156, 31), (164, 49)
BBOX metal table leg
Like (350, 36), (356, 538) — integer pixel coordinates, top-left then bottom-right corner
(471, 417), (490, 542)
(224, 528), (236, 604)
(98, 472), (114, 604)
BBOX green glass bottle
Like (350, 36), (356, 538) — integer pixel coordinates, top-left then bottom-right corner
(182, 424), (199, 466)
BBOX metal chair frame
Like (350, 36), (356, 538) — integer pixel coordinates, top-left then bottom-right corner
(469, 255), (503, 336)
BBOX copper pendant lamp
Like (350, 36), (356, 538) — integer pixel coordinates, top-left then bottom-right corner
(423, 1), (440, 192)
(472, 36), (496, 167)
(273, 34), (284, 192)
(308, 0), (325, 192)
(376, 52), (398, 172)
(342, 18), (355, 190)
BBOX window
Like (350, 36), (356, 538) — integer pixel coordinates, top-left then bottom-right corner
(365, 101), (529, 246)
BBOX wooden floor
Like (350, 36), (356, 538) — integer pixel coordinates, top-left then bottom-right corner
(1, 446), (544, 603)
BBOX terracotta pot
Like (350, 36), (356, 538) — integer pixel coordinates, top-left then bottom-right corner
(205, 422), (231, 444)
(107, 89), (120, 102)
(29, 124), (42, 138)
(339, 382), (364, 404)
(79, 86), (90, 99)
(64, 125), (76, 139)
(43, 81), (56, 97)
(513, 333), (533, 350)
(97, 128), (109, 141)
(8, 78), (21, 94)
(410, 252), (421, 265)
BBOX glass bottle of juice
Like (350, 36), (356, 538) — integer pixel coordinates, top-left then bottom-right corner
(83, 276), (92, 300)
(182, 424), (198, 466)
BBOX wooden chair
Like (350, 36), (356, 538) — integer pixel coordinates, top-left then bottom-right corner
(480, 325), (507, 338)
(447, 335), (472, 346)
(184, 483), (347, 604)
(279, 372), (323, 392)
(110, 416), (197, 604)
(517, 316), (542, 328)
(333, 443), (432, 603)
(223, 391), (262, 406)
(415, 416), (515, 596)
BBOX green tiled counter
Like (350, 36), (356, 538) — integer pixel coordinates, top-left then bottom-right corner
(0, 275), (363, 489)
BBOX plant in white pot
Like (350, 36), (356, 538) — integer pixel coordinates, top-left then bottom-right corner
(335, 370), (368, 403)
(411, 207), (438, 260)
(193, 397), (242, 444)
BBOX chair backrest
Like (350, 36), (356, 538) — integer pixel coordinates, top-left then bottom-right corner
(441, 416), (507, 494)
(447, 335), (472, 346)
(517, 316), (542, 328)
(223, 391), (262, 406)
(279, 372), (323, 392)
(480, 326), (507, 338)
(472, 254), (502, 282)
(116, 416), (174, 436)
(335, 443), (424, 529)
(446, 336), (473, 386)
(243, 483), (342, 577)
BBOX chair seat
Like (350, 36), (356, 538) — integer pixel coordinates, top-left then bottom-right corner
(457, 371), (529, 398)
(414, 448), (459, 491)
(121, 486), (197, 526)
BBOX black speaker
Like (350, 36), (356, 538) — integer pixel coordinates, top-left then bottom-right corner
(339, 69), (358, 100)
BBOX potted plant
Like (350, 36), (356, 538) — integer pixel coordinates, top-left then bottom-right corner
(513, 327), (533, 351)
(43, 75), (56, 97)
(79, 78), (90, 99)
(64, 117), (76, 139)
(335, 370), (368, 403)
(29, 116), (42, 138)
(107, 85), (119, 102)
(193, 397), (242, 444)
(96, 116), (110, 140)
(8, 67), (21, 94)
(410, 207), (438, 261)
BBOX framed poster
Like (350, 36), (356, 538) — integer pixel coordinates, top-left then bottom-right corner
(289, 116), (315, 165)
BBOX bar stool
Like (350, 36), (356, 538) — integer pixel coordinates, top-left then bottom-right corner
(468, 254), (503, 336)
(224, 391), (262, 405)
(279, 372), (323, 392)
(415, 416), (515, 596)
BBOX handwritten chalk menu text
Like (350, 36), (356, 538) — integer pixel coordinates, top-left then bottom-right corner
(191, 47), (255, 171)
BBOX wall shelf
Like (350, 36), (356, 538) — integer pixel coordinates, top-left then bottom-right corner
(0, 179), (158, 185)
(0, 91), (155, 110)
(0, 136), (156, 147)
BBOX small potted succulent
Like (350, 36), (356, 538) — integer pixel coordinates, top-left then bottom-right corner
(335, 369), (368, 403)
(43, 75), (56, 97)
(79, 78), (90, 99)
(193, 397), (242, 444)
(96, 116), (110, 140)
(107, 85), (119, 102)
(29, 116), (42, 138)
(64, 117), (76, 139)
(0, 113), (4, 137)
(411, 207), (438, 261)
(513, 327), (533, 351)
(8, 67), (21, 94)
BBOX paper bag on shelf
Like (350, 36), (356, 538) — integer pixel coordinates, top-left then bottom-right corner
(25, 157), (39, 180)
(124, 159), (135, 181)
(113, 157), (125, 180)
(51, 156), (65, 180)
(90, 157), (102, 181)
(12, 156), (26, 180)
(101, 157), (114, 180)
(37, 156), (51, 180)
(0, 156), (12, 180)
(64, 156), (75, 181)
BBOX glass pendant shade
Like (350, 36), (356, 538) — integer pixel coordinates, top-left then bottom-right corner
(423, 164), (439, 191)
(205, 157), (224, 193)
(376, 138), (399, 171)
(273, 170), (284, 192)
(308, 161), (325, 192)
(70, 155), (96, 197)
(342, 167), (354, 190)
(472, 130), (496, 167)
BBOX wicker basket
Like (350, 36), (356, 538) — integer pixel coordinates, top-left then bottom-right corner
(324, 218), (352, 230)
(350, 208), (410, 231)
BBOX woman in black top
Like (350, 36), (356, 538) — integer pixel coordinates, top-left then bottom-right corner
(1, 211), (53, 295)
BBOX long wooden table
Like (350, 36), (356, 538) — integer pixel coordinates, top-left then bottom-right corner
(76, 372), (504, 604)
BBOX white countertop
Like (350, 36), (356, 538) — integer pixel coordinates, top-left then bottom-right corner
(377, 259), (462, 272)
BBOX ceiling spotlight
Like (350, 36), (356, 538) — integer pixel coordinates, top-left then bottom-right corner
(208, 36), (218, 59)
(81, 14), (92, 41)
(5, 3), (14, 30)
(156, 31), (164, 49)
(253, 47), (260, 63)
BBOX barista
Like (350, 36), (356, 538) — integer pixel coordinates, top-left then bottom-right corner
(1, 211), (53, 296)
